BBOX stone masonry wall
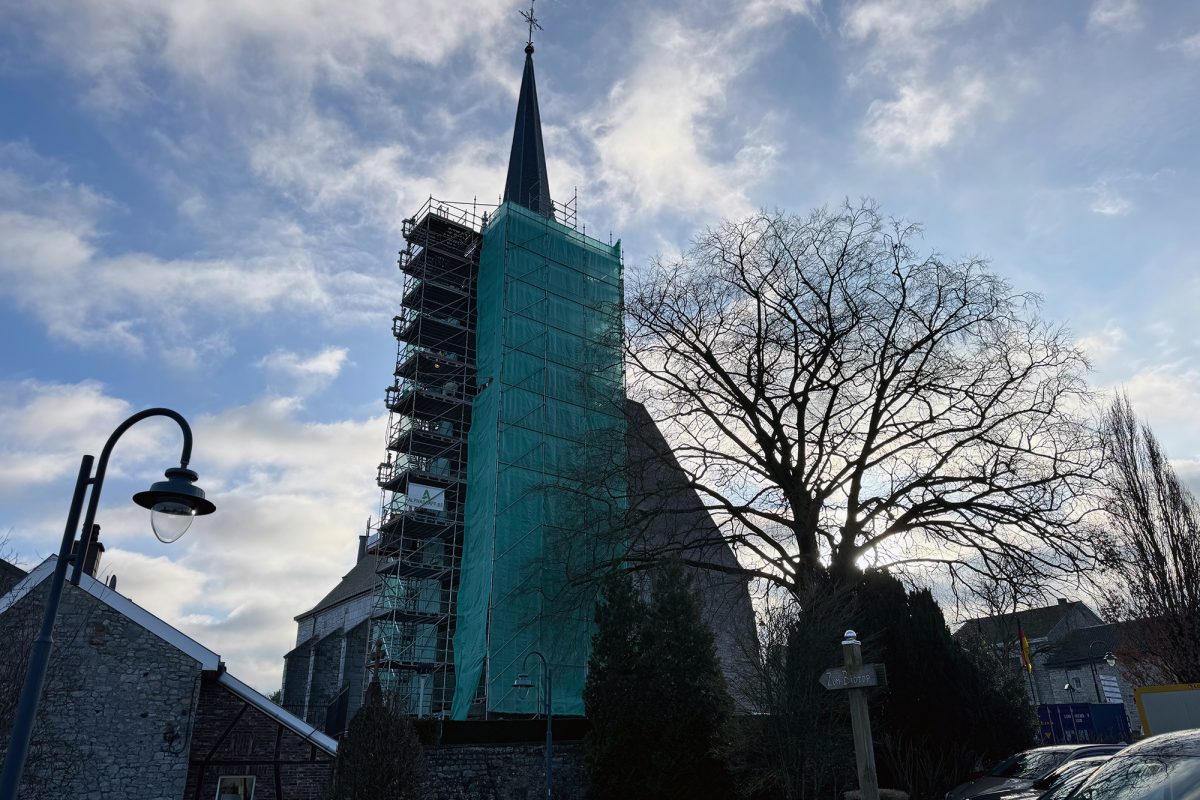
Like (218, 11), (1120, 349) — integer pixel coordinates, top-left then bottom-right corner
(421, 742), (586, 800)
(0, 582), (203, 800)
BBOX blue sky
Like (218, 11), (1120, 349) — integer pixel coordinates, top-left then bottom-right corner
(1, 0), (1198, 691)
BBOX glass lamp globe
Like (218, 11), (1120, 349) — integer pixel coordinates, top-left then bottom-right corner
(151, 500), (197, 543)
(513, 673), (534, 700)
(1104, 652), (1117, 668)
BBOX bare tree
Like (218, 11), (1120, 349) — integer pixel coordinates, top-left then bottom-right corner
(620, 201), (1102, 597)
(1099, 393), (1200, 683)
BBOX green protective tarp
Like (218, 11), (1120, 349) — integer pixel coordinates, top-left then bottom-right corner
(452, 202), (625, 719)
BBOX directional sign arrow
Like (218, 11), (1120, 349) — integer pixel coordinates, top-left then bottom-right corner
(819, 663), (882, 691)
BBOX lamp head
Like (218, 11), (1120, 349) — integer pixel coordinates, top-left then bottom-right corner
(513, 672), (534, 700)
(1104, 652), (1117, 667)
(133, 466), (216, 543)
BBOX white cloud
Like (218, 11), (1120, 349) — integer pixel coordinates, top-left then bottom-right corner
(0, 379), (168, 492)
(862, 75), (989, 161)
(1077, 323), (1127, 367)
(257, 346), (350, 394)
(1089, 180), (1133, 216)
(1158, 32), (1200, 58)
(843, 0), (991, 65)
(841, 1), (998, 163)
(0, 145), (396, 359)
(9, 0), (523, 112)
(1088, 0), (1141, 34)
(1, 380), (386, 691)
(582, 2), (809, 222)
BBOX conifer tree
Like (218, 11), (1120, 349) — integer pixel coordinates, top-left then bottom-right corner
(328, 679), (425, 800)
(585, 566), (735, 800)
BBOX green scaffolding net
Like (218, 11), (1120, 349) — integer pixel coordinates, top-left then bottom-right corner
(452, 202), (626, 719)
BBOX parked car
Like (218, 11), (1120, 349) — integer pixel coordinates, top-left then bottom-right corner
(997, 756), (1113, 800)
(1072, 728), (1200, 800)
(948, 745), (1126, 800)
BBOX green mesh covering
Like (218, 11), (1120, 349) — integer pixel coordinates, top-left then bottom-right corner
(452, 202), (625, 719)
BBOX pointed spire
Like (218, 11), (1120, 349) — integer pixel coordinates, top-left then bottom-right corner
(503, 7), (553, 219)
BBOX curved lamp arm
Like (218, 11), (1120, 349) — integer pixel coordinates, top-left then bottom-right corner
(71, 408), (195, 584)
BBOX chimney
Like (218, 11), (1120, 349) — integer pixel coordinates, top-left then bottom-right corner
(1057, 598), (1069, 606)
(72, 525), (104, 578)
(357, 534), (368, 564)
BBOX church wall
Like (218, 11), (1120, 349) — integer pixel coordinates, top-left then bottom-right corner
(310, 593), (372, 642)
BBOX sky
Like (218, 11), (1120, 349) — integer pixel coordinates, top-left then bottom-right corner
(0, 0), (1198, 692)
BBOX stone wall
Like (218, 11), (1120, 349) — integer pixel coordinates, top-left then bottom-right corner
(184, 674), (335, 800)
(422, 741), (586, 800)
(0, 582), (202, 800)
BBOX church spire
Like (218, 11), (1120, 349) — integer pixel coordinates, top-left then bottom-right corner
(502, 3), (553, 219)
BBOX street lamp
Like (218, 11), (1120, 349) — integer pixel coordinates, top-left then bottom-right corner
(513, 651), (553, 800)
(0, 408), (214, 800)
(1087, 640), (1118, 703)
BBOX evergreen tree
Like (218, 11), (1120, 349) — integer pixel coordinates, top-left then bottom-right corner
(855, 572), (1034, 800)
(755, 572), (1033, 800)
(328, 679), (425, 800)
(585, 567), (735, 800)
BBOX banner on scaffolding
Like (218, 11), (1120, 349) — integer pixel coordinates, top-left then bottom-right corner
(407, 482), (446, 512)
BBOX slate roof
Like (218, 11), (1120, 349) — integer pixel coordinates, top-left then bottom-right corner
(0, 556), (337, 754)
(294, 556), (377, 621)
(502, 46), (553, 218)
(0, 558), (26, 596)
(957, 601), (1090, 643)
(1042, 622), (1138, 667)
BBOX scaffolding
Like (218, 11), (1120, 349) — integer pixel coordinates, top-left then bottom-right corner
(367, 197), (486, 717)
(365, 192), (602, 718)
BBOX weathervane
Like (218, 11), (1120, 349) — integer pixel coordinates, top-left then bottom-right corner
(520, 1), (542, 52)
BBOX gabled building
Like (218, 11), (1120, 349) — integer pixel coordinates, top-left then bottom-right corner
(0, 556), (336, 799)
(957, 599), (1143, 736)
(282, 535), (374, 733)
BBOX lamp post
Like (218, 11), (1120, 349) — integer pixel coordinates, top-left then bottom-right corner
(1062, 683), (1081, 742)
(513, 651), (553, 800)
(1086, 640), (1117, 704)
(0, 408), (215, 800)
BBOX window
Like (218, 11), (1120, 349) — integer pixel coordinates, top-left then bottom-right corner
(216, 776), (255, 800)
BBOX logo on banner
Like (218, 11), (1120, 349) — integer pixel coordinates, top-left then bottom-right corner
(407, 482), (445, 512)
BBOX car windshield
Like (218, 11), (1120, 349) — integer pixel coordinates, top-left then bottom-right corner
(1078, 755), (1200, 800)
(992, 752), (1073, 780)
(1036, 761), (1108, 791)
(1041, 766), (1102, 800)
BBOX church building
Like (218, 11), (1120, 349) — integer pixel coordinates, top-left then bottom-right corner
(283, 18), (757, 730)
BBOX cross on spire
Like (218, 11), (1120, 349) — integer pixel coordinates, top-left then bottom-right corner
(520, 1), (542, 52)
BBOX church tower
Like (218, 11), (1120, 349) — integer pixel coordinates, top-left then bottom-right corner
(368, 22), (625, 721)
(284, 9), (758, 730)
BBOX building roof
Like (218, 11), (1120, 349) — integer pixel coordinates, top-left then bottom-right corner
(295, 555), (377, 621)
(1042, 622), (1131, 668)
(957, 600), (1092, 643)
(502, 45), (553, 218)
(0, 556), (336, 755)
(0, 558), (27, 595)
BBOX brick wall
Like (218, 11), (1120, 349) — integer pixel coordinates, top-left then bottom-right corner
(421, 741), (586, 800)
(185, 673), (334, 800)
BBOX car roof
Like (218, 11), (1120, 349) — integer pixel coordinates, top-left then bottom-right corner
(1117, 729), (1200, 758)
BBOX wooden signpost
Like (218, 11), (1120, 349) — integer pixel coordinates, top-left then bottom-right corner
(821, 630), (881, 800)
